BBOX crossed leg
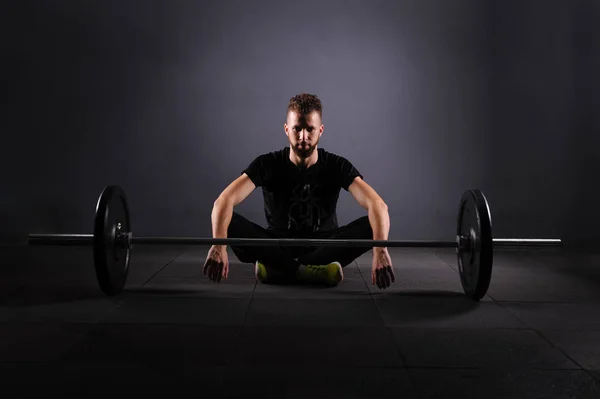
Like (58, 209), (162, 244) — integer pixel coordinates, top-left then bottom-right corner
(227, 212), (302, 277)
(227, 212), (373, 277)
(297, 216), (374, 267)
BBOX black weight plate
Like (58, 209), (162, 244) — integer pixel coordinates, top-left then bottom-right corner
(93, 185), (131, 296)
(456, 189), (493, 300)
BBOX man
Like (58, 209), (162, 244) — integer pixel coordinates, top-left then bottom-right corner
(203, 93), (395, 289)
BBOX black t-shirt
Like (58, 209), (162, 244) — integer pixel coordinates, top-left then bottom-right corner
(242, 147), (362, 237)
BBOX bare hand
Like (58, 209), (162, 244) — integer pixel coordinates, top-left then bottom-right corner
(371, 248), (395, 289)
(202, 245), (229, 282)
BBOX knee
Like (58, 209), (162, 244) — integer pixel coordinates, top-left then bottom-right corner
(356, 216), (373, 235)
(336, 216), (372, 239)
(227, 212), (244, 235)
(357, 215), (370, 224)
(230, 211), (242, 223)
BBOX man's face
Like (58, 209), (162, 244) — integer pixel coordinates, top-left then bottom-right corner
(285, 110), (323, 159)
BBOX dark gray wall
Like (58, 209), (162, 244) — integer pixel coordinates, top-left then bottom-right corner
(571, 0), (600, 249)
(1, 0), (597, 248)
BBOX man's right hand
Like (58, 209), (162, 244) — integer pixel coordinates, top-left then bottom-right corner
(202, 245), (229, 282)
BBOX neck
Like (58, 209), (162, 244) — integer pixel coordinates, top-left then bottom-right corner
(289, 146), (319, 168)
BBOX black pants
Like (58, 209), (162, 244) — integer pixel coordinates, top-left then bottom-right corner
(227, 212), (373, 274)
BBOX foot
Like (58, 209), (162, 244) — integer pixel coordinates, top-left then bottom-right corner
(296, 262), (343, 287)
(254, 261), (289, 284)
(255, 260), (267, 282)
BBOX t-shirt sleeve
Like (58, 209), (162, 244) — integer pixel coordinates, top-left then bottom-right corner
(241, 154), (271, 187)
(336, 155), (363, 191)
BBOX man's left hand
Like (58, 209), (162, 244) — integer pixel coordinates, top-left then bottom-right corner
(371, 248), (395, 289)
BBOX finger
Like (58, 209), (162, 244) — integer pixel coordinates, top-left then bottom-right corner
(382, 265), (392, 287)
(216, 262), (224, 283)
(209, 260), (219, 281)
(383, 267), (391, 288)
(202, 258), (211, 275)
(387, 265), (395, 283)
(217, 262), (225, 282)
(385, 265), (393, 283)
(379, 268), (389, 289)
(372, 269), (376, 285)
(376, 269), (384, 289)
(203, 258), (215, 276)
(213, 262), (223, 282)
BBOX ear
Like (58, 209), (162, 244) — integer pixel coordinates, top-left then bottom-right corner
(284, 123), (289, 138)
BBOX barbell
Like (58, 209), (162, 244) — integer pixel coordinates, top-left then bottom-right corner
(28, 185), (561, 300)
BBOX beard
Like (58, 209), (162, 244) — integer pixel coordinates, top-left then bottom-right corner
(291, 141), (317, 159)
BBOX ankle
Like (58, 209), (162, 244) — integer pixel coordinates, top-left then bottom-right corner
(295, 264), (308, 278)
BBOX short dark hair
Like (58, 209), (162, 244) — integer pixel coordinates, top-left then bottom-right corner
(287, 93), (322, 118)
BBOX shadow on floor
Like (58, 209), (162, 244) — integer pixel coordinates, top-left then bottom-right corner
(372, 290), (482, 323)
(0, 284), (106, 307)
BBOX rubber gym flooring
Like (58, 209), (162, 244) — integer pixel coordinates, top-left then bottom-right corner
(1, 245), (599, 398)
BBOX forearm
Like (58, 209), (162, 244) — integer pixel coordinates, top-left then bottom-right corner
(211, 198), (234, 248)
(367, 202), (390, 249)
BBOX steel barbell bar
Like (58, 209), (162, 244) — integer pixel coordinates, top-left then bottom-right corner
(26, 184), (562, 300)
(28, 233), (562, 248)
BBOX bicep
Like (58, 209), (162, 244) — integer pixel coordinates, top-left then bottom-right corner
(348, 177), (385, 210)
(216, 173), (256, 207)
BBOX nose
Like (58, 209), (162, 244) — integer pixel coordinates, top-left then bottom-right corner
(298, 129), (310, 141)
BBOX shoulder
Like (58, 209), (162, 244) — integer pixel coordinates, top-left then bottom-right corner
(251, 148), (287, 164)
(319, 148), (353, 166)
(319, 148), (362, 190)
(243, 148), (287, 186)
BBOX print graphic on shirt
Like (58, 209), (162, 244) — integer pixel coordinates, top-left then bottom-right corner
(287, 183), (322, 232)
